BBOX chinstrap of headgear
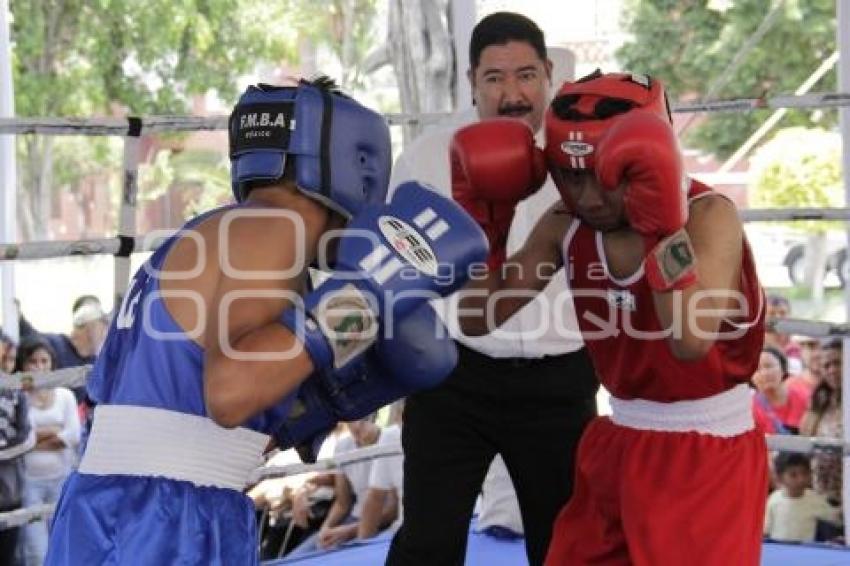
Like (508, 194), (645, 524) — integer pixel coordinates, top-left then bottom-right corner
(228, 78), (391, 218)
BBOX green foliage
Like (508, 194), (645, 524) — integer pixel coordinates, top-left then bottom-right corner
(748, 127), (842, 232)
(617, 0), (837, 158)
(11, 0), (297, 116)
(9, 0), (380, 233)
(138, 146), (231, 216)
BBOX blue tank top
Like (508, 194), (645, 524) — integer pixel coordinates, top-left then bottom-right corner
(86, 205), (293, 434)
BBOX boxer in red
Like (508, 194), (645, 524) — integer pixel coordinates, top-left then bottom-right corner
(453, 71), (767, 565)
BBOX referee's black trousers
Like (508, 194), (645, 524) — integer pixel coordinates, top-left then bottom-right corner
(386, 344), (599, 566)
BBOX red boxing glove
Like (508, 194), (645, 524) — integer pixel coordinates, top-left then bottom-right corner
(451, 118), (547, 270)
(595, 111), (696, 291)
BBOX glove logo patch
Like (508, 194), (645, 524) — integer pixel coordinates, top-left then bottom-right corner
(314, 284), (378, 369)
(378, 215), (439, 277)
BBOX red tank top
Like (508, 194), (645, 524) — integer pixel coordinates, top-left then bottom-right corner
(563, 180), (765, 401)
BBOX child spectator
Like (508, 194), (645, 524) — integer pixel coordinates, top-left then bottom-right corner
(800, 339), (843, 504)
(751, 347), (809, 434)
(764, 452), (839, 542)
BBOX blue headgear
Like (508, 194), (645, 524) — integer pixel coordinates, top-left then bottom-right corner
(229, 80), (391, 218)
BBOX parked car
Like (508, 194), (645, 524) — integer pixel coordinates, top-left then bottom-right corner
(782, 232), (849, 288)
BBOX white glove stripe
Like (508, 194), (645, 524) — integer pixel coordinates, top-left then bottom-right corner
(359, 244), (391, 273)
(413, 207), (437, 228)
(372, 256), (405, 286)
(426, 219), (450, 240)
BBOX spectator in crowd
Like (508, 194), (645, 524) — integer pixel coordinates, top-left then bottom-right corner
(288, 416), (384, 556)
(764, 452), (839, 542)
(751, 347), (809, 435)
(785, 336), (822, 400)
(15, 337), (81, 566)
(387, 14), (598, 565)
(358, 401), (405, 540)
(475, 455), (524, 540)
(0, 334), (33, 564)
(764, 294), (802, 373)
(252, 429), (341, 559)
(0, 331), (16, 374)
(18, 295), (109, 405)
(800, 339), (843, 504)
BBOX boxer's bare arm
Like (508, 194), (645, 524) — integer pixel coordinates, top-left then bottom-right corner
(458, 202), (570, 336)
(162, 212), (315, 428)
(652, 195), (746, 360)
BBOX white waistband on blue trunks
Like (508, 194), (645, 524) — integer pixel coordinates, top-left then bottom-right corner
(78, 404), (270, 491)
(609, 383), (754, 437)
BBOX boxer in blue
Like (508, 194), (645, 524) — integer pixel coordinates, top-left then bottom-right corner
(45, 77), (487, 565)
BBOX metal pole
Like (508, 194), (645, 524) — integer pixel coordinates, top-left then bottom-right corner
(0, 0), (17, 341)
(450, 0), (475, 111)
(837, 0), (850, 544)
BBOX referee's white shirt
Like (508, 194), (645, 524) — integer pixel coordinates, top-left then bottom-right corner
(388, 109), (583, 359)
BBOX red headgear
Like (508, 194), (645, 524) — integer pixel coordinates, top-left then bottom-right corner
(545, 71), (671, 171)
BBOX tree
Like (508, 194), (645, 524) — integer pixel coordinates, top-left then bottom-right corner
(748, 127), (842, 295)
(10, 0), (379, 238)
(617, 0), (837, 158)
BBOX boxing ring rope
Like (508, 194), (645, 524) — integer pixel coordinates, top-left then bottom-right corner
(2, 89), (850, 537)
(2, 207), (849, 263)
(2, 91), (849, 137)
(0, 441), (404, 531)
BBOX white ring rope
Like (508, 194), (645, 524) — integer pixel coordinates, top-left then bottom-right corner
(248, 442), (403, 486)
(1, 91), (849, 136)
(0, 366), (90, 391)
(0, 234), (170, 261)
(0, 318), (841, 395)
(2, 433), (844, 531)
(2, 207), (850, 263)
(740, 207), (850, 222)
(766, 434), (846, 455)
(0, 503), (54, 531)
(768, 317), (850, 338)
(0, 442), (404, 531)
(0, 112), (452, 136)
(674, 91), (850, 113)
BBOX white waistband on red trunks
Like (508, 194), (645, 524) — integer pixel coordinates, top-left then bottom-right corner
(609, 383), (754, 437)
(78, 404), (270, 491)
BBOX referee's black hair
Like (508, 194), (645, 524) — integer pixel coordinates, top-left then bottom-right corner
(469, 12), (547, 70)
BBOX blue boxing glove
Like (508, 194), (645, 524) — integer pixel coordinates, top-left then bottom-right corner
(275, 302), (456, 462)
(280, 181), (487, 374)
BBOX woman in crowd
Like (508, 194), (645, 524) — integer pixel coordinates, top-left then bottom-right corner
(752, 346), (810, 434)
(1, 332), (17, 374)
(800, 339), (843, 505)
(16, 337), (81, 566)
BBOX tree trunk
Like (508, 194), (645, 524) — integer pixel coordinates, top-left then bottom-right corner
(382, 0), (454, 142)
(19, 137), (54, 241)
(803, 232), (828, 300)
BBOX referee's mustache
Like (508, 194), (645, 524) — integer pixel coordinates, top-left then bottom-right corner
(498, 103), (533, 117)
